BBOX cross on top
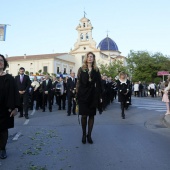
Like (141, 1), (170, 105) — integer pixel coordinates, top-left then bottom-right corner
(106, 30), (110, 37)
(84, 11), (87, 17)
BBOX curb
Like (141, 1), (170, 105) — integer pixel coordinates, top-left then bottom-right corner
(163, 115), (170, 128)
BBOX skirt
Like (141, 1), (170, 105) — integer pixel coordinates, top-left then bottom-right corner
(79, 103), (96, 116)
(162, 94), (169, 103)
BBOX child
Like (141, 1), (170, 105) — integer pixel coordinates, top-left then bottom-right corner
(162, 82), (170, 115)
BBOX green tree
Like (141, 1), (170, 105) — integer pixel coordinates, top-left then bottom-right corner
(127, 50), (170, 83)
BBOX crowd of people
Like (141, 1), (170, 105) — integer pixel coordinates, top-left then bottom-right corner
(1, 51), (167, 160)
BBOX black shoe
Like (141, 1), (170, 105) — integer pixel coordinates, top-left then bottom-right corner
(58, 108), (61, 110)
(67, 114), (71, 116)
(42, 110), (45, 112)
(25, 115), (29, 119)
(63, 108), (66, 110)
(73, 113), (76, 115)
(0, 150), (7, 159)
(18, 115), (23, 118)
(49, 109), (52, 112)
(122, 114), (125, 119)
(87, 135), (93, 144)
(82, 135), (86, 144)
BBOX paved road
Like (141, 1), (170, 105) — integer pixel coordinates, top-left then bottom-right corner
(1, 97), (170, 170)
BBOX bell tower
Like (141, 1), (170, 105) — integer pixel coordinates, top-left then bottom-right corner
(71, 16), (97, 53)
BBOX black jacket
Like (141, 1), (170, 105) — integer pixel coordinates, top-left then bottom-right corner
(15, 74), (31, 92)
(0, 74), (20, 130)
(67, 77), (77, 95)
(42, 79), (52, 93)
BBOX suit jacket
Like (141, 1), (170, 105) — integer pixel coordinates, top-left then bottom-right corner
(67, 77), (77, 94)
(15, 74), (31, 92)
(42, 79), (52, 94)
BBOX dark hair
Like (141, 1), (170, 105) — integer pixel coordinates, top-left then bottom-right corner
(165, 81), (169, 87)
(19, 67), (25, 71)
(0, 54), (9, 71)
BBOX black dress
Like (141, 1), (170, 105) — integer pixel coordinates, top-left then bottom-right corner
(77, 67), (102, 116)
(117, 79), (130, 103)
(0, 74), (20, 130)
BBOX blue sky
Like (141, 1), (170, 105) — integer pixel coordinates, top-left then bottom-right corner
(0, 0), (170, 57)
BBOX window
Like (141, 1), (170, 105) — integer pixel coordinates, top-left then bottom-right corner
(43, 66), (48, 73)
(80, 33), (83, 40)
(83, 23), (85, 27)
(70, 69), (72, 73)
(86, 33), (89, 40)
(63, 68), (66, 74)
(57, 67), (60, 73)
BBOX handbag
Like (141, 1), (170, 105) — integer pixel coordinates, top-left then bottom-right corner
(168, 90), (170, 100)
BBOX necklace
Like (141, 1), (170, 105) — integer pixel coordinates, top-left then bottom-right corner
(88, 69), (92, 82)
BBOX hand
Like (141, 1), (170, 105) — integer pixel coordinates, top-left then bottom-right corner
(45, 91), (48, 94)
(10, 109), (18, 117)
(100, 99), (103, 103)
(22, 91), (25, 94)
(19, 91), (22, 94)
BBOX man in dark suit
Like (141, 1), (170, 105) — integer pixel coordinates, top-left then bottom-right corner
(42, 74), (52, 112)
(67, 72), (77, 116)
(15, 67), (31, 119)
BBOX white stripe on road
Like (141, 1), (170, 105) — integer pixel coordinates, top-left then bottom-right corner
(155, 110), (167, 112)
(30, 109), (35, 116)
(12, 132), (22, 141)
(23, 119), (30, 125)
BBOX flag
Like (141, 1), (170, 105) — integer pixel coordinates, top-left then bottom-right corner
(0, 24), (7, 41)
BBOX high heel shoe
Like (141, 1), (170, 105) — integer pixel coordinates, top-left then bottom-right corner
(82, 135), (86, 144)
(87, 135), (93, 144)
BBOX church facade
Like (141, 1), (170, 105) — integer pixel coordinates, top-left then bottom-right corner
(6, 16), (126, 76)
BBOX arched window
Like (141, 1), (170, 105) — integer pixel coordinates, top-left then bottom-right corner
(83, 23), (85, 27)
(80, 33), (83, 40)
(86, 33), (89, 40)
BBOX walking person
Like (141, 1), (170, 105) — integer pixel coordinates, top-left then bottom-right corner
(42, 74), (52, 112)
(15, 67), (31, 119)
(134, 82), (139, 97)
(51, 76), (58, 105)
(0, 54), (19, 159)
(148, 82), (155, 97)
(57, 77), (67, 110)
(76, 52), (102, 144)
(162, 82), (170, 115)
(67, 71), (77, 116)
(117, 72), (130, 119)
(139, 81), (143, 97)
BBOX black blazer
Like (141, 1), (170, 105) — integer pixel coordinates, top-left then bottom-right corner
(67, 77), (77, 93)
(42, 79), (52, 93)
(15, 74), (31, 92)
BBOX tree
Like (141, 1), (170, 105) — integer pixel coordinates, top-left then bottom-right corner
(127, 50), (170, 83)
(99, 60), (128, 78)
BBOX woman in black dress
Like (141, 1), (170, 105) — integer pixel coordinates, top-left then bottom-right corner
(117, 72), (130, 119)
(76, 52), (102, 144)
(0, 54), (19, 159)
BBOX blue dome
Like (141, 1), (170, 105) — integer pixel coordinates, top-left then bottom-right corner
(98, 37), (119, 51)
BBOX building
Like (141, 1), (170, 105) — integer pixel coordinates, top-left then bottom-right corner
(70, 16), (126, 73)
(6, 53), (75, 76)
(6, 15), (126, 76)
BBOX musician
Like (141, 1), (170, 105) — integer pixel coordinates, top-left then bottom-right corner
(67, 71), (77, 116)
(42, 74), (52, 112)
(117, 72), (130, 119)
(30, 76), (40, 110)
(57, 77), (67, 110)
(51, 76), (58, 105)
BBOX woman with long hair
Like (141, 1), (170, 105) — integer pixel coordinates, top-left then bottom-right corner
(76, 52), (102, 144)
(0, 54), (19, 159)
(117, 72), (130, 119)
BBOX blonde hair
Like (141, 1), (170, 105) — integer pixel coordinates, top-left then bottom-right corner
(82, 52), (99, 71)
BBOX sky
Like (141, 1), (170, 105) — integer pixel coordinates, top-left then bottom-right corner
(0, 0), (170, 57)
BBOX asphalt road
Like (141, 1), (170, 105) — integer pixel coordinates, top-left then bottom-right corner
(1, 97), (170, 170)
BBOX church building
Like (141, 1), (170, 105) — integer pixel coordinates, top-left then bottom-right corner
(6, 15), (126, 76)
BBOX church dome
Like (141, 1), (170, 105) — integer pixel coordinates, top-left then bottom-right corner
(98, 37), (119, 51)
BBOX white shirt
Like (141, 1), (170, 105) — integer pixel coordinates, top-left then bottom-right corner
(134, 84), (139, 91)
(148, 83), (155, 90)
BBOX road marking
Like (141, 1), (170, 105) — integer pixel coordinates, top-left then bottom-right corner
(30, 109), (35, 116)
(12, 132), (22, 141)
(23, 119), (30, 125)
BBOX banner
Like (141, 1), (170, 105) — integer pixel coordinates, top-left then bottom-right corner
(157, 71), (169, 76)
(0, 24), (7, 41)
